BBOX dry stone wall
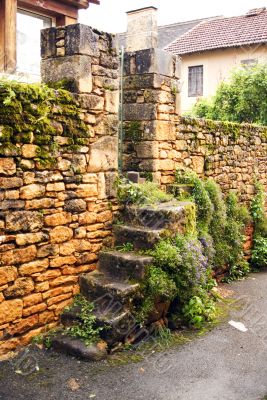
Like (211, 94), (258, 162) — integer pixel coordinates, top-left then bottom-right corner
(0, 24), (119, 355)
(122, 48), (267, 202)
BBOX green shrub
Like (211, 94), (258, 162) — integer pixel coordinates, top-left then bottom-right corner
(175, 169), (213, 232)
(116, 178), (172, 205)
(191, 64), (267, 125)
(250, 181), (267, 269)
(175, 169), (250, 279)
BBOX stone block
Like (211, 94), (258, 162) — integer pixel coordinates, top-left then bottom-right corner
(50, 255), (77, 268)
(88, 136), (118, 172)
(124, 104), (157, 121)
(41, 55), (92, 93)
(20, 184), (46, 200)
(5, 211), (43, 232)
(21, 144), (39, 158)
(105, 90), (119, 113)
(0, 200), (25, 211)
(0, 158), (16, 175)
(191, 156), (205, 174)
(49, 226), (73, 244)
(1, 245), (37, 265)
(0, 266), (17, 286)
(78, 94), (104, 111)
(64, 199), (86, 213)
(125, 49), (176, 77)
(0, 299), (23, 325)
(4, 277), (34, 299)
(7, 314), (39, 336)
(78, 212), (97, 225)
(135, 141), (159, 159)
(19, 259), (49, 276)
(65, 24), (100, 57)
(0, 177), (23, 189)
(16, 232), (48, 246)
(46, 182), (65, 192)
(44, 212), (72, 227)
(41, 27), (57, 59)
(37, 244), (59, 258)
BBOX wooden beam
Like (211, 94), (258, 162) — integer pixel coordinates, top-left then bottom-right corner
(56, 14), (77, 26)
(18, 0), (77, 18)
(0, 0), (17, 73)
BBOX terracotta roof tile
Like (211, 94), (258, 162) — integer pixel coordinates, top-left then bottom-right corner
(166, 8), (267, 55)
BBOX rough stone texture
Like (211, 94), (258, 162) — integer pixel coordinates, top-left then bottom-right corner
(0, 24), (119, 355)
(122, 49), (267, 203)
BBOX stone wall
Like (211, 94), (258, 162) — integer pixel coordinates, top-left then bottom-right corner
(122, 48), (181, 181)
(0, 24), (119, 355)
(122, 48), (267, 202)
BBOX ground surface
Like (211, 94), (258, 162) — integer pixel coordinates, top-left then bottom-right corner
(0, 270), (267, 400)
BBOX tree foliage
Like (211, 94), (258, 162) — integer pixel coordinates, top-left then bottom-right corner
(191, 64), (267, 125)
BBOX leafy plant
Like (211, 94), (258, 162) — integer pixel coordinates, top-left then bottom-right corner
(64, 295), (103, 346)
(116, 242), (134, 252)
(183, 295), (216, 328)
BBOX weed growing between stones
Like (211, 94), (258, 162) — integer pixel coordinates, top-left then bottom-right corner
(116, 178), (172, 205)
(63, 295), (104, 346)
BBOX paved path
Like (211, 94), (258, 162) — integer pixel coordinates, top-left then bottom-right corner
(0, 271), (267, 400)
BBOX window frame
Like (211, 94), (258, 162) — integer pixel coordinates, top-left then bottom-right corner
(188, 65), (204, 97)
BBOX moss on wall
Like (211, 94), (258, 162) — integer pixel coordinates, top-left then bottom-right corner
(0, 80), (89, 164)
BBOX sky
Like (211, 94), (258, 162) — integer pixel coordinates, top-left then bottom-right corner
(79, 0), (267, 33)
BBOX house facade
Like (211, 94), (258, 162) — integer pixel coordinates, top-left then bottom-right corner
(0, 0), (99, 78)
(166, 7), (267, 113)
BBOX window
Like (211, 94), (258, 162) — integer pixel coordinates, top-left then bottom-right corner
(17, 9), (52, 76)
(241, 59), (258, 68)
(188, 65), (203, 97)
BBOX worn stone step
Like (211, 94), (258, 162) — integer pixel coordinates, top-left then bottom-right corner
(114, 224), (163, 250)
(51, 335), (107, 361)
(98, 250), (154, 280)
(79, 271), (140, 304)
(61, 305), (134, 346)
(123, 201), (195, 232)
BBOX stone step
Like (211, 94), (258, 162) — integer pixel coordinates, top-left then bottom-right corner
(123, 201), (195, 232)
(114, 224), (163, 250)
(79, 270), (140, 304)
(98, 250), (154, 280)
(61, 305), (134, 346)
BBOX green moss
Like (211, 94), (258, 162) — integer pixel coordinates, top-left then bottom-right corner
(0, 79), (88, 163)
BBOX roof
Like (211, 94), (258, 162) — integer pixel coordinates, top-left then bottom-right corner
(117, 16), (219, 50)
(166, 7), (267, 55)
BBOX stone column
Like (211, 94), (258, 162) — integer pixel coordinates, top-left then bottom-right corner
(122, 9), (181, 184)
(41, 23), (119, 195)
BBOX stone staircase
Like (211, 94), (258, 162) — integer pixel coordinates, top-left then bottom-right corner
(53, 190), (195, 360)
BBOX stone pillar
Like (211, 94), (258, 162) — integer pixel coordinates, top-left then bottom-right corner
(41, 23), (119, 194)
(123, 10), (181, 184)
(126, 7), (158, 52)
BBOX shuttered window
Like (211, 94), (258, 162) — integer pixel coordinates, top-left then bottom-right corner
(188, 65), (203, 97)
